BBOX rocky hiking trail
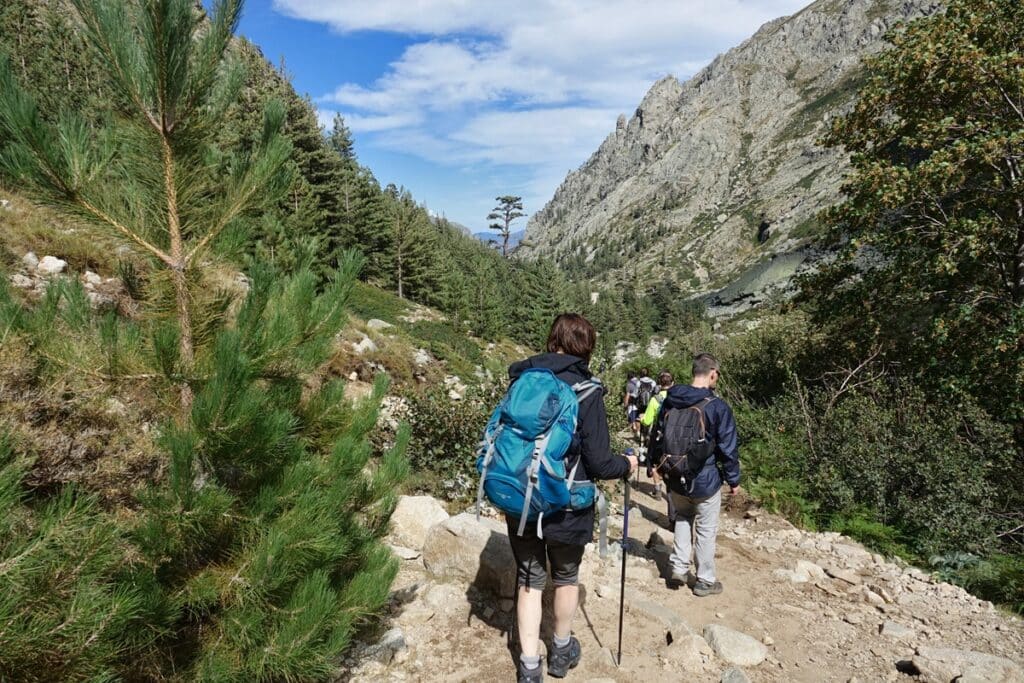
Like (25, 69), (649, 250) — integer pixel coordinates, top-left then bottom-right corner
(344, 485), (1024, 682)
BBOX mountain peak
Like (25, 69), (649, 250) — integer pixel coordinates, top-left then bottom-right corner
(520, 0), (940, 296)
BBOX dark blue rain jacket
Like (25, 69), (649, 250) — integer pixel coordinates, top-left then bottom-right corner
(653, 385), (741, 498)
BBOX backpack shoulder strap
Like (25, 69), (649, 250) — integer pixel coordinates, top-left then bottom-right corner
(572, 378), (602, 404)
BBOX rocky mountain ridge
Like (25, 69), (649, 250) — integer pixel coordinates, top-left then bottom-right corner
(520, 0), (941, 300)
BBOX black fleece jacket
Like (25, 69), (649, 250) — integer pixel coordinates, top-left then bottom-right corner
(506, 352), (630, 546)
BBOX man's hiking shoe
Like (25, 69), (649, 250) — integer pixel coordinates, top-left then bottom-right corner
(547, 636), (581, 678)
(668, 569), (694, 589)
(517, 659), (544, 683)
(692, 579), (723, 597)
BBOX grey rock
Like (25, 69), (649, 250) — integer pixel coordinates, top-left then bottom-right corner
(824, 565), (862, 585)
(721, 667), (752, 683)
(413, 348), (432, 366)
(795, 559), (827, 581)
(22, 252), (38, 269)
(353, 335), (377, 355)
(879, 620), (914, 640)
(361, 627), (407, 665)
(388, 495), (450, 551)
(366, 318), (393, 331)
(703, 624), (768, 667)
(912, 646), (1024, 683)
(659, 633), (711, 671)
(83, 271), (102, 286)
(773, 568), (809, 584)
(388, 544), (422, 561)
(422, 583), (464, 611)
(9, 273), (34, 289)
(629, 597), (695, 639)
(422, 513), (516, 598)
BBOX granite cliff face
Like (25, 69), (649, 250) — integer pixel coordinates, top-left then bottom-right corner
(521, 0), (941, 297)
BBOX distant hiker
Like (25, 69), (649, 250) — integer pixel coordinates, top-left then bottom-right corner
(624, 371), (640, 435)
(641, 370), (675, 522)
(640, 370), (673, 431)
(650, 353), (740, 597)
(635, 368), (657, 420)
(494, 314), (637, 682)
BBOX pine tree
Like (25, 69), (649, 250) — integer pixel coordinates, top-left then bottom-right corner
(487, 195), (525, 257)
(328, 112), (357, 163)
(383, 188), (436, 300)
(0, 1), (408, 678)
(0, 0), (292, 415)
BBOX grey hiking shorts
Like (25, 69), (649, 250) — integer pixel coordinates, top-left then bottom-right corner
(507, 532), (585, 591)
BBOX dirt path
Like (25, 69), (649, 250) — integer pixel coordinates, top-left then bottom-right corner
(345, 483), (1024, 682)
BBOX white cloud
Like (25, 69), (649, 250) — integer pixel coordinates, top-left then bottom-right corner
(276, 0), (811, 219)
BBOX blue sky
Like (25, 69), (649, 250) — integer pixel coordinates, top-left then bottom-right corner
(235, 1), (810, 231)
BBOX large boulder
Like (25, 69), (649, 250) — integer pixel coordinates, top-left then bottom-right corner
(389, 495), (450, 551)
(911, 646), (1023, 683)
(422, 512), (516, 598)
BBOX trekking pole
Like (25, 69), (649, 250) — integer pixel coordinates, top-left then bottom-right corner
(617, 462), (632, 667)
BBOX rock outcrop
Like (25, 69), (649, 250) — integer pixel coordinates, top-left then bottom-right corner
(521, 0), (941, 301)
(387, 495), (450, 551)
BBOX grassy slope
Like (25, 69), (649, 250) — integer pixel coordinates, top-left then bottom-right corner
(0, 191), (527, 502)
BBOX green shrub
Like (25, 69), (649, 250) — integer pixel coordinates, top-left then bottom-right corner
(404, 384), (502, 503)
(956, 554), (1024, 614)
(346, 281), (410, 324)
(404, 320), (484, 377)
(807, 386), (1015, 557)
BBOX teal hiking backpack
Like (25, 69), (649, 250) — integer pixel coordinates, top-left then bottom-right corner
(475, 368), (602, 537)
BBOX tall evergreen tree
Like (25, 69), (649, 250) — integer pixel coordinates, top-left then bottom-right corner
(383, 188), (436, 300)
(329, 112), (357, 163)
(487, 195), (525, 257)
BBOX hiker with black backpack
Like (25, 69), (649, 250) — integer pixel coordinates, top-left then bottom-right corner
(641, 370), (676, 522)
(650, 353), (740, 597)
(477, 313), (637, 682)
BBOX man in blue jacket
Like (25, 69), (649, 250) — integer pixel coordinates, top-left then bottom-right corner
(651, 353), (741, 597)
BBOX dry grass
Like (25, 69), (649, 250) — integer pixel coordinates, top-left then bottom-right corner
(0, 192), (125, 275)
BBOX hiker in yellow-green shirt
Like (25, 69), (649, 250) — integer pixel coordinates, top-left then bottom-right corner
(642, 370), (676, 523)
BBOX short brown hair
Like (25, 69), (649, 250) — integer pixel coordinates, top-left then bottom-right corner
(546, 313), (597, 362)
(657, 370), (673, 387)
(692, 352), (719, 377)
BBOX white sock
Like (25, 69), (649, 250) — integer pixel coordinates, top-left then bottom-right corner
(553, 633), (571, 649)
(519, 654), (541, 670)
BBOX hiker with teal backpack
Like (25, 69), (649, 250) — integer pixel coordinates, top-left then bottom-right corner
(649, 353), (741, 597)
(476, 314), (637, 682)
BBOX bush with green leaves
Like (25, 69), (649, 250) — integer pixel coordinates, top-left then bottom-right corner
(806, 386), (1014, 557)
(404, 384), (503, 503)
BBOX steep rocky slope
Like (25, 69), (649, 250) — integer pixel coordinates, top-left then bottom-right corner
(521, 0), (940, 296)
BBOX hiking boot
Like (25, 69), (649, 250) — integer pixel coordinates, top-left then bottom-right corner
(692, 579), (723, 597)
(668, 569), (694, 588)
(546, 636), (581, 678)
(517, 659), (544, 683)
